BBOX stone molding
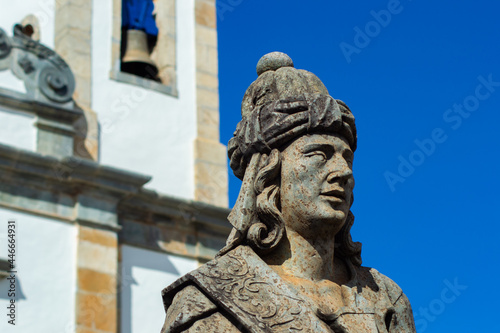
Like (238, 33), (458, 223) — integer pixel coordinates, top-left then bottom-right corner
(119, 188), (231, 260)
(0, 143), (230, 258)
(0, 87), (82, 123)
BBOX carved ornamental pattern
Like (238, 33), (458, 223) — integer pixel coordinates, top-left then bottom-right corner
(0, 25), (75, 104)
(191, 246), (331, 333)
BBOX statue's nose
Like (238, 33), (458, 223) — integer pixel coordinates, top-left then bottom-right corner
(326, 154), (353, 184)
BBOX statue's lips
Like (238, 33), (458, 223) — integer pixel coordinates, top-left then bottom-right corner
(320, 189), (346, 202)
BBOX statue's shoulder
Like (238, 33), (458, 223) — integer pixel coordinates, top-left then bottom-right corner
(161, 273), (241, 333)
(354, 266), (405, 305)
(160, 246), (269, 333)
(161, 245), (271, 311)
(355, 266), (416, 331)
(161, 245), (332, 333)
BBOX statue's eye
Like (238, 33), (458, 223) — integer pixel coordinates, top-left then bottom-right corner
(302, 144), (334, 162)
(304, 151), (327, 161)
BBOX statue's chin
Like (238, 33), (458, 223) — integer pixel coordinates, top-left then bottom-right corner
(320, 209), (348, 229)
(285, 213), (347, 239)
(329, 210), (347, 224)
(323, 214), (347, 236)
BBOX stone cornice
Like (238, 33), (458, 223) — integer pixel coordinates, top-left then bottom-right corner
(0, 143), (151, 193)
(121, 189), (231, 233)
(0, 88), (83, 123)
(0, 144), (231, 257)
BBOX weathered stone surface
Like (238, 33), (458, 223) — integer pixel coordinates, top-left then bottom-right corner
(78, 268), (115, 294)
(78, 240), (117, 275)
(73, 105), (99, 160)
(194, 137), (226, 166)
(76, 223), (119, 333)
(192, 0), (227, 207)
(75, 327), (97, 333)
(80, 226), (117, 248)
(256, 51), (294, 76)
(76, 292), (117, 332)
(197, 87), (219, 109)
(161, 53), (416, 332)
(193, 136), (228, 207)
(195, 1), (217, 29)
(36, 119), (74, 158)
(163, 285), (217, 332)
(196, 72), (218, 91)
(54, 1), (91, 105)
(196, 25), (217, 47)
(196, 44), (218, 75)
(182, 313), (239, 332)
(54, 1), (100, 160)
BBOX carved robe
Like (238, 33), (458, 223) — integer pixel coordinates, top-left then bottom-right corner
(161, 246), (416, 333)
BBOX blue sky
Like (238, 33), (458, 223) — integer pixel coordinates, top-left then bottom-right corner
(217, 1), (500, 331)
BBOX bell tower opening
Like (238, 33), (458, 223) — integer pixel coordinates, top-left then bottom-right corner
(120, 0), (160, 82)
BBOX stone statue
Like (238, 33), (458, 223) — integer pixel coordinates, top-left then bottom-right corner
(160, 52), (416, 333)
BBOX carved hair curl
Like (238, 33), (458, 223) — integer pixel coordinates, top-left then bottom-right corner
(248, 149), (284, 254)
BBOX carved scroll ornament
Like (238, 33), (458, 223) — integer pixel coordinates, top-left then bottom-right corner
(0, 25), (75, 104)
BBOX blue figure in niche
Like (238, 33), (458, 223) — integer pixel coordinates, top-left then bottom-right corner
(122, 0), (158, 35)
(121, 0), (160, 80)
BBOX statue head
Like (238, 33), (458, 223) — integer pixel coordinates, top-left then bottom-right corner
(221, 52), (362, 267)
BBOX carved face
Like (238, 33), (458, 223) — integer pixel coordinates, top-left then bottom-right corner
(279, 134), (354, 237)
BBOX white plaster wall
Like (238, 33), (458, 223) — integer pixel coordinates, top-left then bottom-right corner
(0, 106), (35, 152)
(92, 0), (197, 200)
(120, 245), (198, 333)
(0, 0), (55, 49)
(0, 208), (77, 332)
(0, 71), (27, 94)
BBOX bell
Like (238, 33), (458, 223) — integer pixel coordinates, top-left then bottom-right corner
(122, 29), (158, 79)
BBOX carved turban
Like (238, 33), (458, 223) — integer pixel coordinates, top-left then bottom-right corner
(228, 52), (357, 180)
